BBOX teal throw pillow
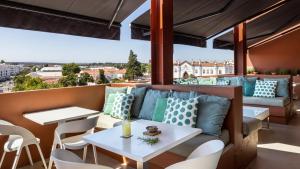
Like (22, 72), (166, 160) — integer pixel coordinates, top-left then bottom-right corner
(264, 78), (289, 97)
(163, 97), (199, 127)
(190, 92), (231, 136)
(152, 98), (168, 122)
(129, 87), (147, 118)
(104, 86), (127, 104)
(103, 93), (118, 115)
(139, 89), (170, 120)
(111, 93), (134, 120)
(243, 79), (256, 96)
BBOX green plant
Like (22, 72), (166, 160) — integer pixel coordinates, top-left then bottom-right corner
(276, 69), (290, 75)
(247, 67), (255, 74)
(264, 71), (272, 75)
(138, 137), (159, 145)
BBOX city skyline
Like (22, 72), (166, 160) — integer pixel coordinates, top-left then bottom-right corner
(0, 0), (233, 63)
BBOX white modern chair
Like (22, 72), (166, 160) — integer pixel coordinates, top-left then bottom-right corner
(51, 149), (112, 169)
(166, 140), (224, 169)
(0, 120), (47, 169)
(48, 116), (99, 169)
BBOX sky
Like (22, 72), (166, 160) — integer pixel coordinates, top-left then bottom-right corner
(0, 1), (233, 63)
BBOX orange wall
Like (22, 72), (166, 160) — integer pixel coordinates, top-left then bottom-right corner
(247, 28), (300, 72)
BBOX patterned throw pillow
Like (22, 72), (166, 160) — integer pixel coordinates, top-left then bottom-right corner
(253, 80), (277, 98)
(111, 93), (134, 119)
(163, 97), (199, 127)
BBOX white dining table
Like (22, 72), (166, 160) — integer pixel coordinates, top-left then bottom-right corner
(83, 119), (202, 169)
(23, 106), (99, 125)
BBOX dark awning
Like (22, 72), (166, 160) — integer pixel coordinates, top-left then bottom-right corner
(213, 0), (300, 50)
(131, 0), (282, 47)
(0, 0), (146, 40)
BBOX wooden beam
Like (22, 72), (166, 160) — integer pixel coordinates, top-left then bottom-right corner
(150, 0), (173, 85)
(234, 22), (247, 75)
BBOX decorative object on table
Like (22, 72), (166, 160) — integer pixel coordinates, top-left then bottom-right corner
(138, 137), (159, 145)
(122, 119), (132, 138)
(138, 125), (161, 145)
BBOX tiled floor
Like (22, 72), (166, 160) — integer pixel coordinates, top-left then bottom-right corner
(20, 116), (300, 169)
(247, 115), (300, 169)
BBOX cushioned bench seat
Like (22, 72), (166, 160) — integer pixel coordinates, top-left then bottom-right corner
(168, 130), (230, 157)
(243, 96), (290, 107)
(243, 117), (262, 136)
(96, 113), (122, 129)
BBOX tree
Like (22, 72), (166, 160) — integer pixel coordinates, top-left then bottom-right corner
(96, 69), (109, 84)
(78, 72), (94, 86)
(58, 73), (78, 87)
(62, 63), (81, 76)
(0, 60), (4, 64)
(13, 75), (49, 91)
(125, 50), (143, 80)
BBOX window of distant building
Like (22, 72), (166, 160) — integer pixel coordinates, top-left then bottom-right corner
(195, 69), (198, 74)
(174, 68), (177, 72)
(219, 70), (222, 74)
(203, 70), (205, 74)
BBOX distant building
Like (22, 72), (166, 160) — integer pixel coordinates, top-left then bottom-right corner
(28, 65), (62, 83)
(173, 60), (234, 79)
(81, 67), (126, 81)
(0, 64), (23, 81)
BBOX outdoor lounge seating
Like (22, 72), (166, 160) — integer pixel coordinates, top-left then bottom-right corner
(94, 84), (243, 169)
(218, 75), (294, 124)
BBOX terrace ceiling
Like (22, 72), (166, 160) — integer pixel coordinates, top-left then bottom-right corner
(213, 0), (300, 50)
(0, 0), (146, 40)
(131, 0), (282, 47)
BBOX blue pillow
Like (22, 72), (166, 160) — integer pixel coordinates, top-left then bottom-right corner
(129, 87), (147, 118)
(170, 91), (191, 99)
(139, 89), (170, 120)
(264, 78), (289, 97)
(243, 79), (256, 96)
(219, 76), (244, 86)
(191, 92), (231, 136)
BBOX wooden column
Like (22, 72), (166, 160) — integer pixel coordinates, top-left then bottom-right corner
(234, 22), (247, 75)
(150, 0), (173, 85)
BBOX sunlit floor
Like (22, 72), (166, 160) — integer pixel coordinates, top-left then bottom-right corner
(247, 114), (300, 169)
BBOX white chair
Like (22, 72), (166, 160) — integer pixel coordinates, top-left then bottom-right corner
(51, 149), (112, 169)
(166, 140), (225, 169)
(0, 120), (47, 169)
(48, 116), (99, 169)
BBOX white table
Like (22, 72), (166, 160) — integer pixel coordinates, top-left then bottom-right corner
(243, 106), (270, 128)
(23, 106), (99, 125)
(83, 120), (202, 169)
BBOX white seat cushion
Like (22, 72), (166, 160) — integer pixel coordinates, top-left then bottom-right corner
(61, 134), (88, 150)
(96, 113), (122, 129)
(4, 136), (40, 152)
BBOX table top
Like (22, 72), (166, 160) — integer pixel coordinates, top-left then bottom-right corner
(243, 106), (269, 120)
(83, 120), (202, 162)
(23, 106), (99, 125)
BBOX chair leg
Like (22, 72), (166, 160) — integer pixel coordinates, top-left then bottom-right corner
(36, 144), (47, 169)
(0, 152), (6, 168)
(12, 147), (22, 169)
(25, 146), (34, 166)
(83, 146), (88, 162)
(48, 143), (57, 169)
(92, 145), (98, 164)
